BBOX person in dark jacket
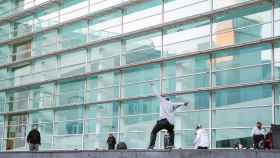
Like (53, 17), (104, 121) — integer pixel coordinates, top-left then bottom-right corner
(27, 124), (41, 151)
(107, 133), (116, 150)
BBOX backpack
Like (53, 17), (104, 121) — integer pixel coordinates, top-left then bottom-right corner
(116, 142), (127, 150)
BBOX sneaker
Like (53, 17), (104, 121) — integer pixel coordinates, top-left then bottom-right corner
(166, 146), (174, 149)
(147, 146), (154, 150)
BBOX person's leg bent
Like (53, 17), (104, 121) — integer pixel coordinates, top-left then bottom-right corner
(149, 121), (165, 148)
(167, 124), (174, 146)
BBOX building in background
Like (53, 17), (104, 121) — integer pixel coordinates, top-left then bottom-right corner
(0, 0), (279, 151)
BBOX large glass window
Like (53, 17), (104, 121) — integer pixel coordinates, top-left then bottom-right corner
(212, 44), (272, 86)
(11, 64), (32, 86)
(30, 83), (55, 109)
(122, 64), (160, 98)
(87, 72), (120, 103)
(6, 89), (30, 112)
(275, 0), (280, 36)
(54, 107), (83, 149)
(60, 0), (88, 23)
(12, 41), (32, 62)
(275, 41), (280, 79)
(60, 49), (86, 78)
(214, 85), (272, 109)
(84, 102), (119, 149)
(89, 42), (121, 72)
(164, 0), (211, 22)
(34, 4), (59, 31)
(32, 30), (58, 56)
(120, 98), (159, 149)
(89, 11), (122, 41)
(123, 0), (162, 33)
(163, 55), (210, 93)
(60, 21), (87, 49)
(0, 93), (5, 112)
(163, 18), (211, 56)
(90, 0), (125, 13)
(13, 15), (33, 37)
(0, 1), (13, 17)
(123, 32), (162, 65)
(0, 68), (12, 89)
(212, 2), (273, 47)
(276, 84), (280, 124)
(0, 24), (10, 42)
(213, 0), (250, 10)
(58, 80), (85, 106)
(32, 57), (57, 82)
(0, 45), (11, 65)
(0, 115), (3, 150)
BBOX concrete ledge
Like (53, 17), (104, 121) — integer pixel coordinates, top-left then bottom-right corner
(1, 149), (280, 158)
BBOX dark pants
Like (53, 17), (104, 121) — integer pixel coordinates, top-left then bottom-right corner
(253, 134), (265, 149)
(149, 119), (174, 148)
(197, 146), (208, 149)
(108, 144), (115, 150)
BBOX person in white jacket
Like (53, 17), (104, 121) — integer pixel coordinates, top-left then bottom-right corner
(193, 125), (209, 149)
(148, 82), (189, 149)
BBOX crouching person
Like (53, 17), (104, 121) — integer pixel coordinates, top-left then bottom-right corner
(27, 124), (41, 151)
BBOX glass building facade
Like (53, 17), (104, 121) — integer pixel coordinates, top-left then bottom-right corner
(0, 0), (279, 151)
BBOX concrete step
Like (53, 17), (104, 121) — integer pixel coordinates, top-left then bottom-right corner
(1, 149), (280, 158)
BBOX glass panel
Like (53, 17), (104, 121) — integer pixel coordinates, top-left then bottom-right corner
(34, 4), (59, 31)
(275, 41), (280, 79)
(0, 92), (5, 112)
(213, 0), (250, 10)
(29, 110), (53, 124)
(89, 42), (121, 72)
(12, 65), (32, 86)
(0, 1), (13, 17)
(0, 45), (10, 65)
(213, 3), (273, 47)
(60, 49), (86, 78)
(123, 0), (162, 33)
(120, 132), (149, 149)
(87, 73), (120, 102)
(60, 0), (88, 23)
(58, 80), (85, 106)
(164, 0), (211, 22)
(12, 41), (32, 62)
(5, 138), (25, 151)
(54, 135), (82, 149)
(213, 106), (272, 128)
(214, 85), (272, 108)
(0, 68), (12, 89)
(122, 64), (160, 97)
(89, 11), (122, 41)
(32, 30), (58, 56)
(55, 107), (83, 121)
(275, 0), (280, 36)
(14, 15), (33, 37)
(163, 55), (210, 93)
(0, 24), (10, 42)
(86, 102), (119, 133)
(277, 84), (280, 105)
(163, 18), (210, 57)
(212, 128), (253, 148)
(55, 121), (83, 135)
(90, 0), (124, 13)
(276, 106), (280, 124)
(212, 44), (272, 86)
(7, 89), (30, 112)
(32, 57), (57, 82)
(31, 83), (54, 109)
(60, 21), (87, 49)
(123, 32), (162, 65)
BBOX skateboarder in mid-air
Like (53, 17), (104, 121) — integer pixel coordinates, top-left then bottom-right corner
(148, 82), (189, 149)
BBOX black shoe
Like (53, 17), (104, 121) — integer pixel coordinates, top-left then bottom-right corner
(148, 146), (154, 150)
